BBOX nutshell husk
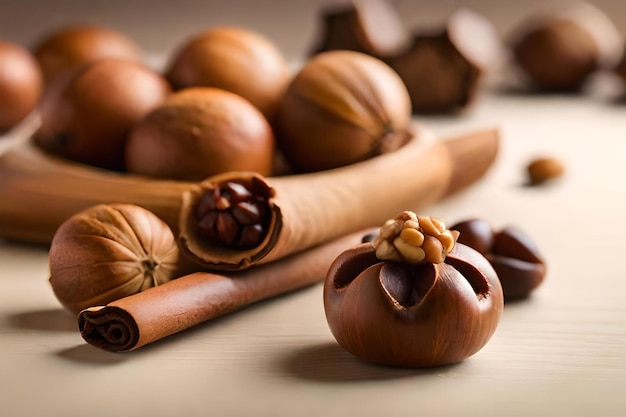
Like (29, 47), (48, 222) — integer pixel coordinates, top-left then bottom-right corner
(49, 204), (180, 314)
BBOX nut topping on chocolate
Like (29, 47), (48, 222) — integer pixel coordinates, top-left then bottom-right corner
(372, 211), (459, 264)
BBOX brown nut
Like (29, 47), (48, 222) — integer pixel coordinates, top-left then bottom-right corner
(0, 41), (43, 132)
(166, 27), (290, 122)
(451, 219), (546, 301)
(324, 213), (503, 368)
(275, 50), (411, 173)
(310, 0), (410, 58)
(48, 204), (180, 314)
(33, 25), (141, 85)
(509, 3), (622, 91)
(34, 58), (171, 171)
(527, 156), (565, 185)
(388, 8), (502, 114)
(125, 87), (275, 181)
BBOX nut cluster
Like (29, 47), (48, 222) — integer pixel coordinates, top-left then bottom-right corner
(195, 180), (270, 249)
(373, 211), (459, 264)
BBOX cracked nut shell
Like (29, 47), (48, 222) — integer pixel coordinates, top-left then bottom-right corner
(452, 219), (546, 300)
(49, 204), (181, 314)
(323, 241), (503, 368)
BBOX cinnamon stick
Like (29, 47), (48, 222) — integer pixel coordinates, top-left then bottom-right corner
(0, 125), (497, 245)
(79, 229), (371, 352)
(178, 125), (499, 270)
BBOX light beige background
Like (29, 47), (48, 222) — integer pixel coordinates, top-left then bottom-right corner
(1, 1), (626, 416)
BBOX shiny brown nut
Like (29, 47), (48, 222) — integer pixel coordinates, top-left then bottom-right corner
(0, 41), (43, 132)
(166, 26), (290, 122)
(387, 8), (502, 114)
(275, 50), (411, 173)
(34, 58), (171, 171)
(527, 156), (565, 185)
(324, 211), (503, 368)
(33, 25), (141, 85)
(509, 3), (622, 91)
(310, 0), (409, 58)
(452, 219), (546, 301)
(49, 203), (180, 314)
(125, 87), (275, 181)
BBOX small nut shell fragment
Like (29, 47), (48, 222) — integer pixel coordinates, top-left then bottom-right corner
(49, 204), (180, 314)
(527, 156), (565, 185)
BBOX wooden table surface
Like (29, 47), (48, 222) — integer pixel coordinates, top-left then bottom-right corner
(1, 1), (626, 416)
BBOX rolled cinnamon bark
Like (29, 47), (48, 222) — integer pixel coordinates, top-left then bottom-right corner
(178, 125), (499, 270)
(79, 229), (371, 352)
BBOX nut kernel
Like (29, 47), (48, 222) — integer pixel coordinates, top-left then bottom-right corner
(373, 211), (458, 264)
(422, 236), (445, 264)
(399, 227), (424, 246)
(375, 239), (402, 262)
(393, 237), (426, 263)
(437, 230), (459, 253)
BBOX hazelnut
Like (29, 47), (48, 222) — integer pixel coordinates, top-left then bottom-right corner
(33, 25), (141, 85)
(166, 27), (290, 122)
(275, 50), (411, 173)
(34, 58), (171, 171)
(0, 41), (43, 132)
(125, 87), (275, 181)
(324, 211), (503, 368)
(451, 219), (546, 301)
(49, 204), (180, 314)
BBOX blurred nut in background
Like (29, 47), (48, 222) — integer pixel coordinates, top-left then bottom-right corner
(0, 41), (42, 132)
(388, 8), (502, 114)
(527, 156), (565, 185)
(34, 58), (171, 171)
(275, 50), (411, 173)
(33, 25), (141, 85)
(125, 87), (275, 181)
(166, 27), (290, 122)
(310, 0), (410, 59)
(509, 2), (623, 91)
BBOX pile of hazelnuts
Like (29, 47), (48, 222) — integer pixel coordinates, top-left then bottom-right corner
(0, 21), (416, 181)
